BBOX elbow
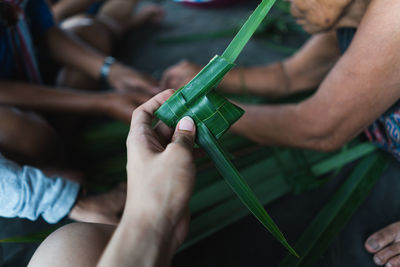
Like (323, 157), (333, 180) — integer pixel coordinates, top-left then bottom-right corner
(307, 137), (346, 152)
(302, 121), (350, 152)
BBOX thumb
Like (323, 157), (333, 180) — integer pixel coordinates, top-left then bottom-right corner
(171, 116), (196, 151)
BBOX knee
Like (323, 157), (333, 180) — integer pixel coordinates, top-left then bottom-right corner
(0, 108), (59, 165)
(29, 223), (115, 267)
(60, 16), (112, 53)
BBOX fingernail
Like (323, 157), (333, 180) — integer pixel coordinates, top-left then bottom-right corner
(374, 255), (382, 265)
(386, 263), (392, 267)
(178, 116), (195, 132)
(368, 239), (380, 250)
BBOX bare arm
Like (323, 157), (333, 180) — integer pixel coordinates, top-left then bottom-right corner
(0, 82), (104, 113)
(0, 82), (150, 123)
(220, 30), (341, 97)
(232, 0), (400, 151)
(161, 31), (341, 98)
(45, 27), (159, 93)
(45, 27), (106, 81)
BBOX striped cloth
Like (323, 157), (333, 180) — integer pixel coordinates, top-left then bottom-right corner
(1, 0), (42, 83)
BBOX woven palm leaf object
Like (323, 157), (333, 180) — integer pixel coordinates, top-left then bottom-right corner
(156, 56), (244, 138)
(155, 0), (299, 257)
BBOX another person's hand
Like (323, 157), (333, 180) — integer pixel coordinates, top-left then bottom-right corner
(289, 0), (370, 33)
(160, 60), (201, 90)
(365, 221), (400, 266)
(69, 183), (127, 225)
(101, 92), (152, 124)
(125, 89), (197, 252)
(108, 63), (160, 94)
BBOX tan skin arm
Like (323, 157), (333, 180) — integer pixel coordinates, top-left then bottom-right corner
(45, 27), (105, 81)
(161, 31), (341, 98)
(232, 0), (400, 151)
(45, 27), (158, 93)
(0, 82), (150, 123)
(220, 30), (341, 97)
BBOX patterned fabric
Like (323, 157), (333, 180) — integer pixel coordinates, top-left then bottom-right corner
(0, 0), (55, 81)
(1, 0), (41, 83)
(337, 28), (400, 161)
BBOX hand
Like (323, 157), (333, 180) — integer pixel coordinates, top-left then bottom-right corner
(160, 60), (201, 90)
(69, 183), (127, 225)
(108, 63), (160, 94)
(125, 90), (197, 253)
(365, 221), (400, 266)
(102, 92), (152, 124)
(289, 0), (370, 33)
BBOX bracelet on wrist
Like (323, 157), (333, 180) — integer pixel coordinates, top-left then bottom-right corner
(100, 56), (116, 84)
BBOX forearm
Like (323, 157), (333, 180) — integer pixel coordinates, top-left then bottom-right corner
(231, 103), (328, 150)
(219, 31), (340, 97)
(98, 213), (173, 267)
(46, 27), (105, 80)
(0, 82), (105, 114)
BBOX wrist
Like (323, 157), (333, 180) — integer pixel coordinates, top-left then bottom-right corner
(99, 56), (117, 84)
(120, 210), (175, 263)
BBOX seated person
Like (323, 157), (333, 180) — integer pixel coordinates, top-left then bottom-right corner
(28, 90), (197, 267)
(0, 0), (156, 224)
(50, 0), (164, 92)
(160, 0), (400, 266)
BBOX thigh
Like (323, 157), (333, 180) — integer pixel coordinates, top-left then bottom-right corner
(28, 223), (115, 267)
(0, 106), (60, 166)
(61, 15), (113, 54)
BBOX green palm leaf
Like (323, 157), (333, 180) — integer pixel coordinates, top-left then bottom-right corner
(279, 152), (390, 266)
(155, 0), (299, 256)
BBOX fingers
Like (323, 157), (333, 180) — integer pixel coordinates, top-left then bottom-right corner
(365, 222), (400, 253)
(154, 120), (174, 146)
(290, 1), (305, 19)
(130, 89), (174, 130)
(373, 243), (400, 266)
(169, 116), (196, 152)
(387, 255), (400, 267)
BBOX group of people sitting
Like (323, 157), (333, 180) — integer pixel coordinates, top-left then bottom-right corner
(1, 0), (400, 266)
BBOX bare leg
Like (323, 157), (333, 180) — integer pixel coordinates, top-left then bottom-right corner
(0, 106), (61, 167)
(28, 223), (115, 267)
(52, 0), (97, 22)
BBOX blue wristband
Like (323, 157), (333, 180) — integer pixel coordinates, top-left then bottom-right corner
(100, 56), (116, 82)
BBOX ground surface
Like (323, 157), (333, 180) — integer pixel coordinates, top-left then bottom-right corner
(1, 1), (400, 266)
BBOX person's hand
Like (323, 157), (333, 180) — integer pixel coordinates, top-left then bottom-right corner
(365, 221), (400, 266)
(289, 0), (370, 33)
(69, 183), (127, 225)
(124, 90), (197, 253)
(101, 92), (152, 124)
(108, 63), (160, 94)
(160, 60), (201, 90)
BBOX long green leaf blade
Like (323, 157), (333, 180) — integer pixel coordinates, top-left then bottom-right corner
(279, 152), (390, 266)
(222, 0), (277, 63)
(197, 122), (299, 257)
